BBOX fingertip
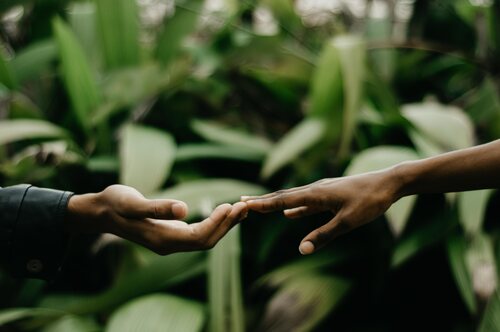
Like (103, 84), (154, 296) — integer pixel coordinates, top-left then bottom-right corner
(299, 241), (315, 255)
(172, 202), (188, 219)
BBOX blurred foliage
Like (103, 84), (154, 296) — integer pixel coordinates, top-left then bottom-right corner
(0, 0), (500, 331)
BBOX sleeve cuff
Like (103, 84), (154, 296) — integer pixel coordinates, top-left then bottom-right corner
(9, 186), (73, 281)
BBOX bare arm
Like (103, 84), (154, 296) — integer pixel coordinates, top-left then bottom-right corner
(242, 140), (500, 255)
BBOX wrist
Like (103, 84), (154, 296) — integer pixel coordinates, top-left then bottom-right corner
(65, 193), (103, 233)
(388, 160), (421, 200)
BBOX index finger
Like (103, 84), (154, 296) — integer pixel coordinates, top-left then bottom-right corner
(244, 188), (314, 213)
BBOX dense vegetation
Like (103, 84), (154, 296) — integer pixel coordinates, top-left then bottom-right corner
(0, 0), (500, 331)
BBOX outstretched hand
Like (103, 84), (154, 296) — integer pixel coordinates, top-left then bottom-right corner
(242, 170), (401, 255)
(66, 185), (248, 255)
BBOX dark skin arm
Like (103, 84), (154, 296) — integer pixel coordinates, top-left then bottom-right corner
(66, 185), (248, 255)
(242, 140), (500, 255)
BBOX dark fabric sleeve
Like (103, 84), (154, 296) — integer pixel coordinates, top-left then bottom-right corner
(0, 185), (73, 280)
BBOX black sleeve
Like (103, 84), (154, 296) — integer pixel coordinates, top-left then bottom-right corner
(0, 185), (73, 281)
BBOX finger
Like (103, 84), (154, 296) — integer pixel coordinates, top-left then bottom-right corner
(283, 206), (324, 219)
(241, 184), (311, 202)
(244, 188), (314, 213)
(299, 214), (350, 255)
(122, 197), (188, 220)
(193, 203), (232, 236)
(207, 202), (248, 245)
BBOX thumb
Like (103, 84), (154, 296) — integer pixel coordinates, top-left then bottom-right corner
(299, 214), (349, 255)
(125, 198), (188, 220)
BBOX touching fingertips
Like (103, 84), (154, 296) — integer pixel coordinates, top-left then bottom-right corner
(299, 241), (315, 255)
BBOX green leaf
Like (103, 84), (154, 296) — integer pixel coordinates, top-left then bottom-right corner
(11, 39), (57, 83)
(68, 2), (100, 67)
(0, 308), (63, 329)
(42, 315), (100, 332)
(40, 252), (205, 315)
(176, 144), (264, 162)
(96, 0), (139, 69)
(53, 17), (101, 132)
(458, 189), (494, 235)
(258, 274), (350, 332)
(334, 36), (366, 158)
(191, 119), (272, 155)
(345, 146), (420, 236)
(446, 233), (477, 315)
(151, 179), (266, 218)
(106, 294), (205, 332)
(208, 225), (244, 332)
(86, 155), (119, 172)
(261, 118), (327, 179)
(0, 50), (16, 89)
(402, 100), (475, 157)
(156, 0), (201, 66)
(465, 233), (497, 301)
(479, 290), (500, 332)
(0, 119), (67, 145)
(119, 124), (176, 195)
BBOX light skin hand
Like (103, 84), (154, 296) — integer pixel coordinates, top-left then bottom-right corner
(65, 185), (248, 255)
(242, 169), (400, 255)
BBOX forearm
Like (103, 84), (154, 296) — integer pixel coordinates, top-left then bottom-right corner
(393, 139), (500, 198)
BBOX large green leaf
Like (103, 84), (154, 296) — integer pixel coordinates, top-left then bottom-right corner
(106, 294), (205, 332)
(208, 226), (244, 332)
(176, 144), (264, 162)
(479, 290), (500, 332)
(96, 0), (139, 69)
(261, 118), (327, 179)
(68, 2), (100, 67)
(119, 124), (176, 195)
(11, 39), (57, 83)
(345, 146), (420, 236)
(53, 17), (101, 132)
(335, 36), (366, 158)
(191, 119), (271, 155)
(41, 315), (100, 332)
(402, 100), (475, 157)
(0, 50), (16, 89)
(151, 179), (266, 218)
(0, 119), (67, 145)
(446, 234), (477, 315)
(465, 233), (497, 301)
(40, 252), (205, 314)
(0, 308), (63, 330)
(458, 189), (494, 235)
(156, 0), (201, 65)
(258, 274), (350, 332)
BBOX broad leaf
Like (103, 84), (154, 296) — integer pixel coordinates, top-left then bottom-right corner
(191, 119), (271, 155)
(0, 119), (67, 145)
(119, 124), (176, 195)
(208, 226), (244, 332)
(465, 233), (497, 301)
(53, 17), (101, 132)
(261, 118), (327, 179)
(458, 189), (494, 235)
(106, 294), (204, 332)
(478, 290), (500, 332)
(345, 146), (420, 236)
(446, 234), (477, 315)
(0, 308), (63, 329)
(156, 0), (201, 66)
(11, 39), (57, 83)
(176, 144), (264, 162)
(41, 315), (100, 332)
(402, 100), (475, 157)
(96, 0), (139, 69)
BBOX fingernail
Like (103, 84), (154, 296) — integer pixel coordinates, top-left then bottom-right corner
(172, 203), (187, 216)
(299, 241), (314, 255)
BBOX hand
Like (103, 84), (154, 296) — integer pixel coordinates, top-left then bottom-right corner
(66, 185), (248, 255)
(242, 169), (401, 255)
